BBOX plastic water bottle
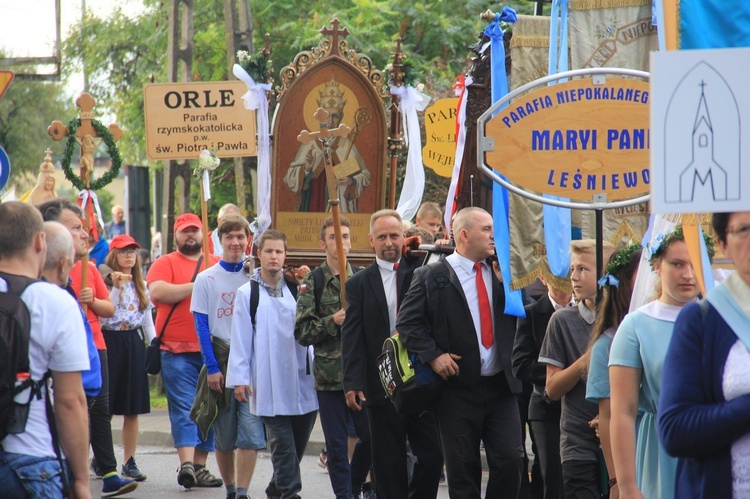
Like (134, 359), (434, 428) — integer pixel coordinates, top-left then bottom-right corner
(14, 372), (32, 405)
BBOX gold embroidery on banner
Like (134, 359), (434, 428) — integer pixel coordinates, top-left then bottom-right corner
(510, 261), (573, 293)
(570, 0), (651, 10)
(510, 36), (550, 48)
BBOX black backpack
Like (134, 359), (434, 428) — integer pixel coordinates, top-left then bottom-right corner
(310, 264), (361, 315)
(0, 272), (45, 441)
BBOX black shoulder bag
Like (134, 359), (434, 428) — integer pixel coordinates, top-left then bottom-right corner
(145, 256), (203, 375)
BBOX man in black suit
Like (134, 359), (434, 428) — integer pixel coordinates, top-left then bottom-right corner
(513, 276), (572, 499)
(397, 206), (523, 499)
(342, 209), (442, 499)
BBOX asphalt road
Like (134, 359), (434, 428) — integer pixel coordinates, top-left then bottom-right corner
(92, 444), (485, 498)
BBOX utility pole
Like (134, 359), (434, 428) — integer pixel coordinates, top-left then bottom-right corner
(224, 0), (254, 217)
(162, 0), (194, 252)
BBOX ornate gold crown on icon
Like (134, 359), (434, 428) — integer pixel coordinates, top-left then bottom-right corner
(318, 76), (347, 110)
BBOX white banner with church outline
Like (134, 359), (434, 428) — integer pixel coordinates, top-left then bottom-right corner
(650, 47), (750, 214)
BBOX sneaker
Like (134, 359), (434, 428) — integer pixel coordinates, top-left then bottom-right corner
(227, 492), (237, 499)
(90, 458), (103, 479)
(317, 450), (328, 474)
(237, 495), (250, 499)
(195, 466), (223, 487)
(177, 462), (196, 489)
(102, 474), (138, 497)
(121, 456), (147, 482)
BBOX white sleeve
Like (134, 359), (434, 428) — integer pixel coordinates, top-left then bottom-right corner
(141, 305), (156, 342)
(226, 283), (255, 388)
(47, 292), (90, 372)
(190, 271), (209, 314)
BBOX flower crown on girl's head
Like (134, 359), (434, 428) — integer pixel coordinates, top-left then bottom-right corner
(598, 242), (642, 288)
(646, 225), (715, 270)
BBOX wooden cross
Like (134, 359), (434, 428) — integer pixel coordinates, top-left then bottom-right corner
(320, 18), (349, 57)
(298, 107), (352, 305)
(49, 93), (123, 187)
(48, 93), (123, 307)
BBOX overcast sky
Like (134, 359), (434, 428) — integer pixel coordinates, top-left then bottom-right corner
(0, 0), (145, 95)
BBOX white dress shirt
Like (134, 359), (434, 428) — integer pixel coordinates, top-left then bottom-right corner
(376, 257), (399, 336)
(446, 251), (500, 376)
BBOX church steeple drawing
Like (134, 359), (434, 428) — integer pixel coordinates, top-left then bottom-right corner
(678, 80), (728, 202)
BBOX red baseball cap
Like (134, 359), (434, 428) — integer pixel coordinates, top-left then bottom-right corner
(110, 234), (141, 250)
(174, 213), (202, 232)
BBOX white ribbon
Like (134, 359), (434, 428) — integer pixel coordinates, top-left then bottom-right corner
(202, 169), (211, 201)
(78, 189), (105, 230)
(390, 85), (431, 222)
(233, 64), (273, 237)
(444, 76), (473, 236)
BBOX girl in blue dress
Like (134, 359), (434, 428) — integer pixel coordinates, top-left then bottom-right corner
(609, 226), (713, 499)
(585, 243), (641, 499)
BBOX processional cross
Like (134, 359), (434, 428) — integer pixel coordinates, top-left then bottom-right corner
(48, 93), (123, 306)
(298, 107), (352, 305)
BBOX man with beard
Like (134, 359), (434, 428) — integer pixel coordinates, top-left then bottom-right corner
(147, 213), (222, 490)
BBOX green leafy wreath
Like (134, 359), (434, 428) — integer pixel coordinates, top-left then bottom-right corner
(60, 118), (122, 191)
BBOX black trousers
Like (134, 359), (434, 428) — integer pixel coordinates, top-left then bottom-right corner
(562, 460), (600, 499)
(436, 373), (523, 499)
(366, 402), (442, 499)
(529, 419), (565, 499)
(89, 350), (118, 474)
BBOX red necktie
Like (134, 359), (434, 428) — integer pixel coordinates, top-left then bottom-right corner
(393, 262), (399, 271)
(474, 262), (493, 348)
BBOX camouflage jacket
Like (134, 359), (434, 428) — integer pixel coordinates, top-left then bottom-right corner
(294, 260), (358, 391)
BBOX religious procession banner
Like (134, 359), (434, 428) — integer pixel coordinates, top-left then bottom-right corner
(507, 14), (571, 292)
(422, 97), (458, 178)
(271, 20), (387, 253)
(569, 0), (656, 247)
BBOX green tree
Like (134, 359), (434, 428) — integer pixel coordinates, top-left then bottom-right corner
(60, 0), (544, 213)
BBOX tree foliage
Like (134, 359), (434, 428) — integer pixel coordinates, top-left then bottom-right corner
(59, 0), (544, 211)
(0, 74), (75, 187)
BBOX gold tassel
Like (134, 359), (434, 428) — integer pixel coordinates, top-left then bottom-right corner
(511, 262), (573, 294)
(510, 36), (550, 48)
(570, 0), (651, 10)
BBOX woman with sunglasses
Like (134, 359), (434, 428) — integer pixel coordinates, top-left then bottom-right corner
(100, 234), (155, 482)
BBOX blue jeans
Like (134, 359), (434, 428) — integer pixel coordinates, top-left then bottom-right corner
(161, 351), (215, 450)
(0, 451), (69, 498)
(317, 390), (371, 499)
(214, 389), (266, 452)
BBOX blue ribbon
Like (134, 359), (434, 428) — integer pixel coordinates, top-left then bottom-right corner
(544, 0), (572, 278)
(598, 274), (620, 288)
(485, 7), (524, 318)
(646, 232), (665, 260)
(699, 225), (715, 293)
(548, 0), (569, 76)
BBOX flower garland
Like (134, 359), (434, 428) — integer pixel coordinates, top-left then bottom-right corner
(647, 225), (716, 267)
(60, 118), (122, 191)
(605, 242), (643, 277)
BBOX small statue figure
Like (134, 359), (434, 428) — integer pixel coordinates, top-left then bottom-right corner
(77, 134), (101, 186)
(28, 148), (58, 204)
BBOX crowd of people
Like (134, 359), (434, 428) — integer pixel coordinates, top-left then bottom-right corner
(1, 197), (749, 499)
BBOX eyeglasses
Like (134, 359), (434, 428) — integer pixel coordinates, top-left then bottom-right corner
(727, 224), (750, 240)
(118, 249), (137, 255)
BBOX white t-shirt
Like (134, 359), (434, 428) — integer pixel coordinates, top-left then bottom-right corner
(190, 263), (250, 342)
(1, 280), (90, 458)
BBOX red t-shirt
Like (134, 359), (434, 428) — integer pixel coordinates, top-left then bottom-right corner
(69, 261), (111, 350)
(146, 251), (219, 353)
